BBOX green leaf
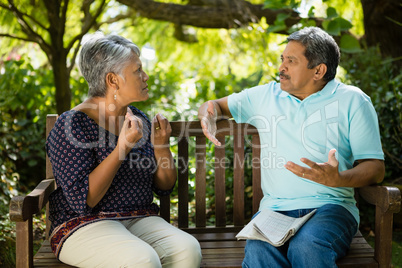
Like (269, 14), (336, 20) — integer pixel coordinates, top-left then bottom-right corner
(340, 34), (362, 53)
(334, 17), (353, 31)
(28, 159), (37, 167)
(326, 7), (338, 19)
(325, 20), (341, 36)
(308, 6), (315, 18)
(267, 24), (287, 33)
(267, 13), (290, 33)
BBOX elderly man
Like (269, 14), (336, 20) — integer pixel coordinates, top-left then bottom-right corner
(198, 27), (384, 268)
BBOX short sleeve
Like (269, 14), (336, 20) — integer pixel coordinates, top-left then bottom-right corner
(349, 100), (384, 161)
(46, 112), (95, 215)
(228, 83), (274, 124)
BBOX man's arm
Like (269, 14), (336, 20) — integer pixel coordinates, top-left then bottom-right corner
(339, 159), (385, 187)
(284, 149), (385, 187)
(198, 97), (232, 146)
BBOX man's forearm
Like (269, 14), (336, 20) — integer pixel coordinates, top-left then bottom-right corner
(198, 97), (231, 121)
(340, 159), (385, 187)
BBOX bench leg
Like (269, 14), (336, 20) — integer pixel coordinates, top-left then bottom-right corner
(16, 219), (33, 268)
(375, 208), (393, 268)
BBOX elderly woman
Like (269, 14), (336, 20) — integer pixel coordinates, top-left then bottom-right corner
(46, 32), (202, 267)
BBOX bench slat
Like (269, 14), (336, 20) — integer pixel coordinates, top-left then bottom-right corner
(196, 135), (207, 227)
(233, 129), (245, 226)
(178, 137), (189, 228)
(215, 136), (227, 227)
(251, 135), (262, 214)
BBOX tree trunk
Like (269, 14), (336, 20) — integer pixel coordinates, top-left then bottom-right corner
(361, 0), (402, 67)
(51, 53), (71, 114)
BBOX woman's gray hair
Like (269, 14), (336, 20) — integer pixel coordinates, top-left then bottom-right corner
(287, 27), (340, 82)
(78, 32), (141, 97)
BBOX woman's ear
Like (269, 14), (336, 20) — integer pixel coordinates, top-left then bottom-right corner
(314, 64), (327, 80)
(106, 73), (119, 88)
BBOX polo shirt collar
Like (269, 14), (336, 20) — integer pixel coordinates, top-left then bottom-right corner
(279, 79), (338, 99)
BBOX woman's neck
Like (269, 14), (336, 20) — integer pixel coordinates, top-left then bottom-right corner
(73, 97), (129, 135)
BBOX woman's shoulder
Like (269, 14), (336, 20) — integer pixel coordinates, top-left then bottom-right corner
(55, 109), (96, 132)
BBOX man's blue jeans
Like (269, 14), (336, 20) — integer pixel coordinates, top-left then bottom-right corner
(242, 204), (358, 268)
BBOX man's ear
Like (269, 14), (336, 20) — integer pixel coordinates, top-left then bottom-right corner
(313, 64), (327, 80)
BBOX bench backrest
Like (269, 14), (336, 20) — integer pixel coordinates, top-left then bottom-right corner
(161, 120), (263, 229)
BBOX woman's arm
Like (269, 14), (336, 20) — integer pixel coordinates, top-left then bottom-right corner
(151, 113), (177, 191)
(86, 113), (144, 207)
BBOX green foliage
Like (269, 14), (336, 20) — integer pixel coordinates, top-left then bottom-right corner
(263, 0), (301, 9)
(0, 58), (55, 190)
(340, 47), (402, 181)
(264, 0), (362, 53)
(0, 58), (55, 264)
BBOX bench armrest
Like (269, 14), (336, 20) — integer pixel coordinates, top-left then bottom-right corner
(357, 185), (401, 267)
(9, 178), (56, 222)
(358, 185), (401, 213)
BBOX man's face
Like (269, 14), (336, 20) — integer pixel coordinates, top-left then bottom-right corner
(279, 41), (317, 98)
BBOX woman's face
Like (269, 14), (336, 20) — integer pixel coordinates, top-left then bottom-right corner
(116, 54), (150, 103)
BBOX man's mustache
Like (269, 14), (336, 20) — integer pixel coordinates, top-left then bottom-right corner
(279, 71), (290, 79)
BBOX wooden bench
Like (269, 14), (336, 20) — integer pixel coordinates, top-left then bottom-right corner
(9, 114), (401, 268)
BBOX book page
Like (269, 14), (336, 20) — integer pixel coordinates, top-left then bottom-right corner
(236, 209), (316, 246)
(252, 210), (297, 243)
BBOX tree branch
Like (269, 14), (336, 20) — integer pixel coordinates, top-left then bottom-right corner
(116, 0), (306, 29)
(66, 0), (108, 72)
(97, 13), (134, 27)
(5, 0), (51, 54)
(0, 2), (46, 31)
(0, 33), (35, 43)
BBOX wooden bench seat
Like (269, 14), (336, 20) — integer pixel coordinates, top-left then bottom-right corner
(10, 115), (401, 268)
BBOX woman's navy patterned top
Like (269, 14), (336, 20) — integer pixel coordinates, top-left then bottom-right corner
(46, 106), (173, 237)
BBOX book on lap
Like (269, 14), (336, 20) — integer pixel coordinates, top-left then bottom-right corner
(236, 209), (316, 247)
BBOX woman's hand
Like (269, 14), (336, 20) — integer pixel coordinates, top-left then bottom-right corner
(118, 112), (143, 154)
(151, 113), (172, 149)
(151, 113), (176, 191)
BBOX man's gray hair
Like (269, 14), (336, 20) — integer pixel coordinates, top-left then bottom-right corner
(287, 27), (340, 82)
(78, 32), (141, 97)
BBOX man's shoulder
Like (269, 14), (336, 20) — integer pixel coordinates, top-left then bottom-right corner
(334, 81), (367, 96)
(332, 80), (372, 104)
(240, 81), (280, 96)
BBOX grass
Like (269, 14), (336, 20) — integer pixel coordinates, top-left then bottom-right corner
(362, 228), (402, 268)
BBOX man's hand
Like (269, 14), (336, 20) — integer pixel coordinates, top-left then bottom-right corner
(284, 149), (342, 187)
(199, 101), (221, 146)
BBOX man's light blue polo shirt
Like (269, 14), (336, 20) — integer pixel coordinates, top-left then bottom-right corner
(228, 79), (384, 224)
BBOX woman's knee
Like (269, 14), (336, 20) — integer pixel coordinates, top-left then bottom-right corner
(161, 232), (202, 267)
(119, 248), (161, 268)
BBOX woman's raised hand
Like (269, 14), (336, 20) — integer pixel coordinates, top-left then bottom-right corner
(118, 112), (144, 154)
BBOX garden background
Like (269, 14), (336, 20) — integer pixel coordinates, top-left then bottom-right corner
(0, 0), (401, 267)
